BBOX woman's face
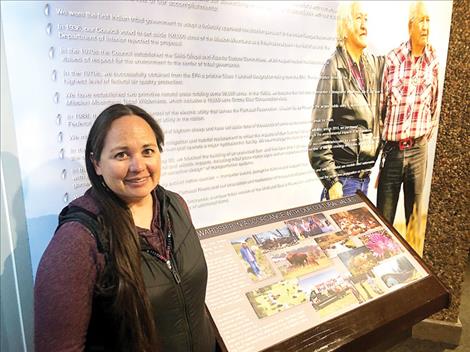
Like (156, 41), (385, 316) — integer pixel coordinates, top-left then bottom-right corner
(93, 114), (161, 207)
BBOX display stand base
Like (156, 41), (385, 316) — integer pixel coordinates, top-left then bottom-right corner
(366, 329), (411, 352)
(412, 318), (462, 345)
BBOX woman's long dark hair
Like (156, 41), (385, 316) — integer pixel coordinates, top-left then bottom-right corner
(85, 104), (164, 351)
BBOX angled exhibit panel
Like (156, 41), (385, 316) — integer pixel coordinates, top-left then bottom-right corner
(198, 194), (449, 352)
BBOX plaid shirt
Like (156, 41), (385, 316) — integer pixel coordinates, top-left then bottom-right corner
(381, 41), (439, 141)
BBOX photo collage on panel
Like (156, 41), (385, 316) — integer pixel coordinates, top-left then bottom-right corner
(231, 206), (424, 320)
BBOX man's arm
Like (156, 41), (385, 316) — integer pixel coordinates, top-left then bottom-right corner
(308, 59), (340, 193)
(380, 57), (392, 124)
(431, 59), (439, 120)
(426, 54), (440, 140)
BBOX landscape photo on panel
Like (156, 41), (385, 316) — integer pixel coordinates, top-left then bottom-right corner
(337, 246), (386, 301)
(330, 207), (381, 236)
(246, 279), (307, 319)
(373, 255), (423, 288)
(252, 226), (300, 252)
(298, 269), (363, 317)
(315, 231), (363, 258)
(270, 243), (331, 279)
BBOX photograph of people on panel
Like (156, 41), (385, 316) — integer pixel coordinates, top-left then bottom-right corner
(377, 1), (439, 254)
(308, 1), (384, 201)
(34, 104), (217, 352)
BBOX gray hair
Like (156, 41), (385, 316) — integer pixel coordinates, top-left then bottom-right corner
(336, 1), (363, 47)
(408, 1), (428, 29)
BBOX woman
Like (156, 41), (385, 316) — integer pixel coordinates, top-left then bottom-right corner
(35, 104), (216, 351)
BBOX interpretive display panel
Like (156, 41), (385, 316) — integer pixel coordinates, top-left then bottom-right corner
(1, 1), (453, 274)
(198, 194), (448, 352)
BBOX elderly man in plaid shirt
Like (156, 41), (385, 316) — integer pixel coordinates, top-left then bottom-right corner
(377, 1), (439, 237)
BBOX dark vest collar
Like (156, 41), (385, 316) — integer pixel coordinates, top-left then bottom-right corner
(155, 185), (193, 253)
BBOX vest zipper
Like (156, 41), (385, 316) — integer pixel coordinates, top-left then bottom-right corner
(144, 215), (182, 284)
(174, 273), (193, 352)
(145, 248), (181, 284)
(145, 213), (193, 350)
(145, 249), (192, 350)
(166, 256), (181, 284)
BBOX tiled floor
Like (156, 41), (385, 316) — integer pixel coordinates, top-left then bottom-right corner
(386, 259), (470, 352)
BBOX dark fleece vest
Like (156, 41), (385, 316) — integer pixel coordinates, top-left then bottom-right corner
(60, 186), (215, 352)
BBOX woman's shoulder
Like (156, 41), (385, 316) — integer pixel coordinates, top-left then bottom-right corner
(157, 186), (191, 217)
(35, 197), (104, 352)
(36, 189), (105, 280)
(35, 220), (104, 309)
(69, 188), (101, 215)
(42, 219), (103, 269)
(167, 190), (189, 208)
